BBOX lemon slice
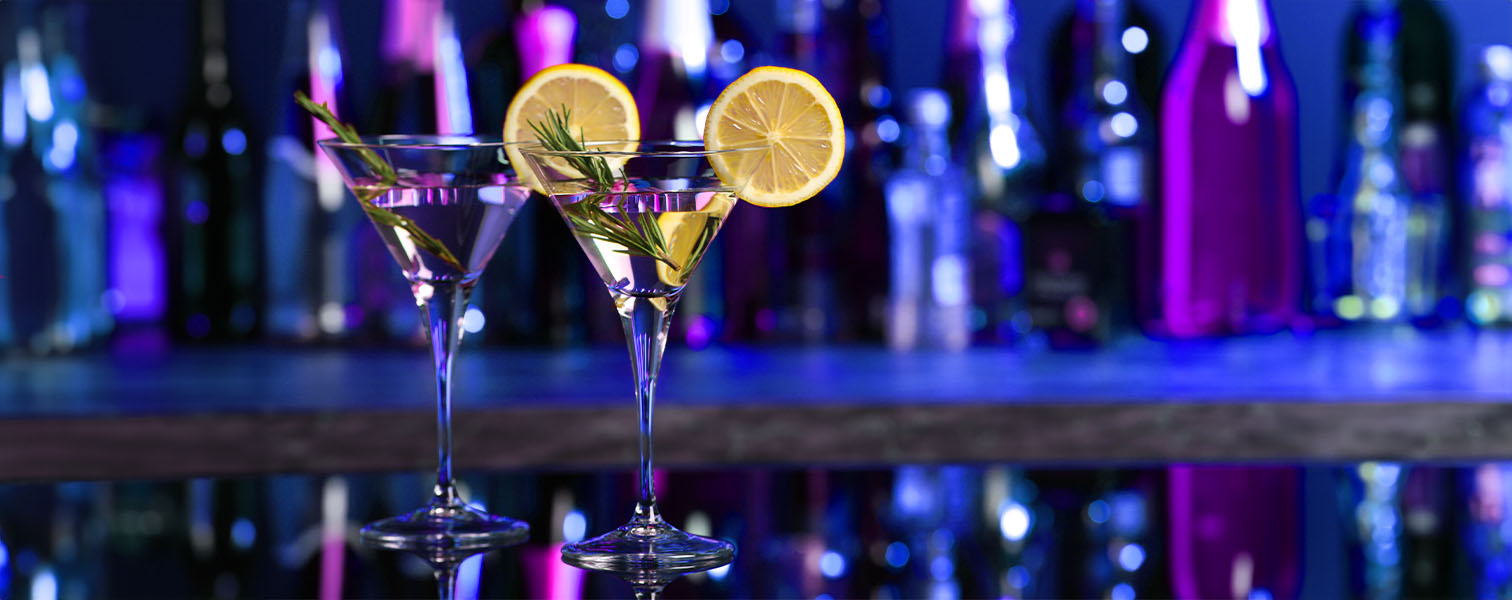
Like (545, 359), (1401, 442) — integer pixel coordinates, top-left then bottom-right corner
(703, 66), (845, 207)
(503, 64), (640, 193)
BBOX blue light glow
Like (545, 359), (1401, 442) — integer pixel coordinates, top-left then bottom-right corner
(562, 510), (587, 543)
(30, 568), (56, 600)
(318, 45), (343, 81)
(1082, 180), (1106, 203)
(884, 541), (909, 568)
(1110, 112), (1138, 138)
(1087, 499), (1111, 524)
(1118, 543), (1146, 571)
(1007, 565), (1030, 588)
(720, 40), (745, 65)
(462, 306), (486, 334)
(1122, 27), (1149, 54)
(221, 128), (246, 155)
(1249, 588), (1274, 600)
(1112, 582), (1135, 600)
(231, 518), (257, 550)
(708, 563), (730, 580)
(2, 66), (25, 147)
(999, 501), (1031, 541)
(819, 550), (846, 579)
(613, 44), (640, 74)
(187, 201), (210, 225)
(1103, 81), (1129, 106)
(876, 116), (900, 143)
(930, 555), (954, 581)
(710, 0), (729, 14)
(867, 85), (893, 109)
(605, 0), (629, 19)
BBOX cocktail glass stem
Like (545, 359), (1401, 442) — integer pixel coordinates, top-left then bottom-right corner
(617, 290), (677, 529)
(425, 281), (469, 508)
(435, 562), (459, 600)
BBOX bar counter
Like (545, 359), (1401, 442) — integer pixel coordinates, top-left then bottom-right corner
(2, 327), (1510, 481)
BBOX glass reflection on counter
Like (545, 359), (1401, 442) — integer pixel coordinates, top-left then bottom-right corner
(2, 462), (1510, 597)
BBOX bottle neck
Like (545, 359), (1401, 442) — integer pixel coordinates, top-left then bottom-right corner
(198, 0), (232, 107)
(1191, 0), (1275, 48)
(1089, 0), (1133, 83)
(640, 0), (712, 78)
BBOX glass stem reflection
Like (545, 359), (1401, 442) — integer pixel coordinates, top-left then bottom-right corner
(617, 291), (677, 527)
(424, 280), (472, 507)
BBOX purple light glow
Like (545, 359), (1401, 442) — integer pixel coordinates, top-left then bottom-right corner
(105, 137), (167, 323)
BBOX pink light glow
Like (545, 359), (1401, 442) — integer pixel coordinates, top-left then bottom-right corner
(517, 6), (578, 80)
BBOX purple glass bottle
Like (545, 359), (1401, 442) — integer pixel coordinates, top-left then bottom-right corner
(1159, 0), (1300, 337)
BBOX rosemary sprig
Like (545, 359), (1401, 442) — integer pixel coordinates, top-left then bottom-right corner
(529, 107), (680, 270)
(294, 91), (467, 274)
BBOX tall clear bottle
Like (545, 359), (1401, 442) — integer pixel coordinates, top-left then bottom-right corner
(947, 0), (1043, 345)
(1464, 46), (1512, 326)
(170, 0), (261, 341)
(263, 0), (353, 342)
(1327, 0), (1411, 323)
(1158, 0), (1299, 337)
(886, 90), (970, 350)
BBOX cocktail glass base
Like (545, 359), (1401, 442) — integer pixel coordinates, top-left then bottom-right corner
(361, 498), (530, 563)
(562, 520), (733, 576)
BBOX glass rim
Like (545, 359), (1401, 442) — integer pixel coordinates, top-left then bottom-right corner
(520, 139), (772, 159)
(316, 134), (530, 150)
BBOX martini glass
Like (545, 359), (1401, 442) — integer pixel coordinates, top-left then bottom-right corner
(317, 135), (532, 572)
(522, 141), (768, 578)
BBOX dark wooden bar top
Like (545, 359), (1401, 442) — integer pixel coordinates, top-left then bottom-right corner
(2, 328), (1510, 481)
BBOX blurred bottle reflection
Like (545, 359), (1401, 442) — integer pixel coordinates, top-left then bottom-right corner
(1463, 46), (1512, 327)
(1168, 466), (1300, 599)
(169, 0), (261, 343)
(1159, 0), (1300, 338)
(947, 0), (1039, 346)
(886, 90), (970, 350)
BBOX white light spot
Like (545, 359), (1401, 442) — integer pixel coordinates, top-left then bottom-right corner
(318, 302), (345, 334)
(1122, 26), (1149, 54)
(989, 123), (1021, 169)
(1102, 80), (1129, 106)
(31, 568), (57, 600)
(1000, 502), (1031, 541)
(1118, 542), (1146, 571)
(562, 510), (586, 543)
(1111, 112), (1138, 138)
(462, 306), (486, 334)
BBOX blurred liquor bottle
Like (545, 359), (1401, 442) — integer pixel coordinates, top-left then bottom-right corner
(1168, 466), (1301, 599)
(1159, 0), (1299, 337)
(885, 90), (970, 350)
(946, 0), (1041, 346)
(1031, 0), (1155, 348)
(838, 0), (896, 342)
(363, 0), (473, 343)
(1466, 464), (1512, 598)
(469, 1), (576, 345)
(169, 0), (262, 342)
(1326, 0), (1418, 324)
(1340, 462), (1405, 599)
(263, 0), (355, 342)
(0, 20), (17, 350)
(37, 4), (109, 352)
(2, 5), (62, 353)
(1464, 46), (1512, 326)
(1396, 0), (1455, 324)
(637, 0), (722, 348)
(776, 0), (850, 342)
